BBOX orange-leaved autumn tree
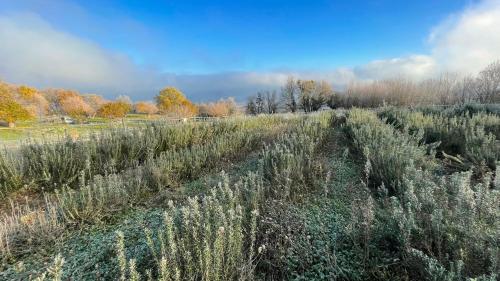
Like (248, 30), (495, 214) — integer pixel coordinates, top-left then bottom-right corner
(155, 87), (197, 117)
(59, 94), (94, 121)
(0, 85), (32, 127)
(16, 85), (49, 118)
(134, 101), (158, 115)
(83, 94), (107, 116)
(51, 90), (94, 120)
(198, 97), (238, 117)
(97, 101), (132, 119)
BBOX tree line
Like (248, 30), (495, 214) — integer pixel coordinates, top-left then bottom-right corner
(0, 83), (240, 127)
(246, 60), (500, 114)
(334, 60), (500, 108)
(2, 60), (498, 126)
(246, 78), (334, 115)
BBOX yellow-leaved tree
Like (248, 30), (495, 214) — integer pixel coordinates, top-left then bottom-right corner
(0, 85), (33, 127)
(16, 85), (49, 118)
(155, 87), (198, 118)
(97, 100), (132, 119)
(17, 85), (37, 99)
(134, 101), (158, 116)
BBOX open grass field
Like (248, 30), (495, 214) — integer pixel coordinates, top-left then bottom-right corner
(0, 114), (205, 150)
(0, 106), (499, 280)
(0, 114), (159, 144)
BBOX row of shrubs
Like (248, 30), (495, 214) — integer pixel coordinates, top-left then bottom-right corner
(0, 115), (292, 196)
(414, 103), (500, 117)
(113, 113), (332, 280)
(30, 112), (334, 280)
(345, 108), (432, 195)
(0, 116), (292, 259)
(0, 113), (329, 261)
(379, 107), (500, 171)
(345, 108), (499, 280)
(387, 165), (499, 280)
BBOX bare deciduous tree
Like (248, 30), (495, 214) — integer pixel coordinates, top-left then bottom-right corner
(281, 76), (298, 112)
(246, 96), (257, 115)
(255, 92), (265, 114)
(313, 80), (333, 109)
(297, 79), (316, 112)
(453, 75), (476, 104)
(264, 90), (278, 114)
(475, 60), (500, 103)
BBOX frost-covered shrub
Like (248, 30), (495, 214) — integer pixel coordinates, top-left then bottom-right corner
(0, 197), (62, 259)
(116, 173), (263, 280)
(346, 109), (430, 194)
(4, 115), (293, 193)
(0, 150), (23, 197)
(379, 108), (500, 170)
(384, 165), (500, 279)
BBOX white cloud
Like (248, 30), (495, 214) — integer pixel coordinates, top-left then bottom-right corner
(0, 13), (160, 97)
(353, 55), (437, 81)
(1, 0), (500, 101)
(318, 0), (500, 83)
(429, 0), (500, 74)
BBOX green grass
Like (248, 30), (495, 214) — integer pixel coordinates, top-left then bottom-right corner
(0, 116), (151, 147)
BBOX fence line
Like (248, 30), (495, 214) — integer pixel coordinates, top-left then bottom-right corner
(31, 115), (230, 128)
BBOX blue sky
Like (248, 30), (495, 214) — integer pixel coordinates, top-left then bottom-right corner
(0, 0), (499, 101)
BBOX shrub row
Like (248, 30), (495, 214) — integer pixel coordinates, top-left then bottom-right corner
(416, 103), (500, 117)
(0, 113), (329, 260)
(29, 112), (334, 280)
(346, 108), (499, 280)
(379, 107), (500, 171)
(346, 108), (431, 195)
(0, 115), (292, 195)
(382, 164), (499, 280)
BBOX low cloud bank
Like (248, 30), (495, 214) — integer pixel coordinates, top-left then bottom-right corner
(1, 0), (500, 101)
